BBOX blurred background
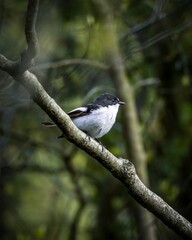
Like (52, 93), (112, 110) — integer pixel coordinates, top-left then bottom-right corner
(0, 0), (192, 239)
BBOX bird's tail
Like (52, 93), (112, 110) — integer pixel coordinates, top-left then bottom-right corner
(41, 121), (56, 127)
(41, 121), (64, 138)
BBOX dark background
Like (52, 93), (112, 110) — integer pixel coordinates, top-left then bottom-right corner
(0, 0), (192, 239)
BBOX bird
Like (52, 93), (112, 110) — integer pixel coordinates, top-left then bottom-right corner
(42, 93), (125, 141)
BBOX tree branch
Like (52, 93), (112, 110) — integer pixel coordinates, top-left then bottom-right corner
(1, 67), (192, 240)
(0, 0), (39, 75)
(0, 0), (192, 239)
(129, 0), (166, 35)
(33, 58), (108, 70)
(20, 0), (39, 72)
(24, 0), (39, 57)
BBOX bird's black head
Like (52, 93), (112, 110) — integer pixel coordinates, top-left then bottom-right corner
(94, 93), (125, 107)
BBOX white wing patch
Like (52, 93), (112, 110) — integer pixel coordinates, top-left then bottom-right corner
(68, 107), (87, 114)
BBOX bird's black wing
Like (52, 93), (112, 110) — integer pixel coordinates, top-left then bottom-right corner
(67, 104), (101, 119)
(42, 104), (101, 127)
(67, 106), (89, 119)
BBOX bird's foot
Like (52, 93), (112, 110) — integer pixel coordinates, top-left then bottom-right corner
(84, 134), (105, 151)
(95, 138), (105, 152)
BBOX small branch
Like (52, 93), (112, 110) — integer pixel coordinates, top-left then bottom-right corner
(24, 0), (39, 57)
(33, 59), (108, 70)
(0, 0), (39, 75)
(132, 0), (165, 34)
(20, 0), (39, 72)
(134, 78), (160, 88)
(120, 0), (192, 51)
(0, 54), (19, 74)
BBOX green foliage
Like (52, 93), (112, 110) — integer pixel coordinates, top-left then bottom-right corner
(0, 0), (192, 239)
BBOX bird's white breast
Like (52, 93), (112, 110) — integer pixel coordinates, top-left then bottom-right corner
(72, 104), (119, 138)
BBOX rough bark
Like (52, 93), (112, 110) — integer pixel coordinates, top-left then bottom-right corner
(0, 1), (192, 239)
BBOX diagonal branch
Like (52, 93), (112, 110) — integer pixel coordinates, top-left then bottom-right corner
(0, 1), (192, 239)
(2, 61), (192, 240)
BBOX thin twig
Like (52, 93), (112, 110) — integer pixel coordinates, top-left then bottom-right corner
(33, 59), (108, 71)
(20, 0), (39, 72)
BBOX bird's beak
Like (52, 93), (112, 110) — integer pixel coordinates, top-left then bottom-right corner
(119, 101), (125, 105)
